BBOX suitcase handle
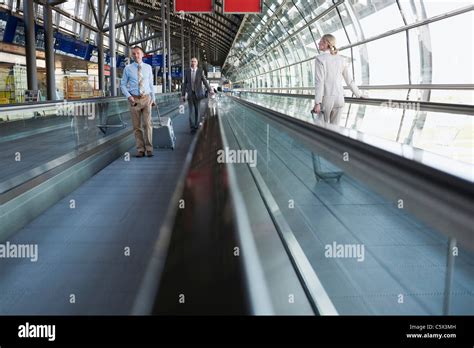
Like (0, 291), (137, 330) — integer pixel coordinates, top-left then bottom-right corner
(155, 104), (163, 126)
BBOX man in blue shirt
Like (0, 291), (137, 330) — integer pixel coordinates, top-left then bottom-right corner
(120, 46), (156, 157)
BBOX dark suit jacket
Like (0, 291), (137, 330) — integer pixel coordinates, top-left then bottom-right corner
(181, 68), (211, 99)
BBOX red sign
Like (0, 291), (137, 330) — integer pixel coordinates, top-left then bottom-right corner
(224, 0), (261, 13)
(175, 0), (213, 13)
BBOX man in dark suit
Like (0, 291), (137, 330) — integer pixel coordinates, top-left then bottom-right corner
(181, 57), (214, 133)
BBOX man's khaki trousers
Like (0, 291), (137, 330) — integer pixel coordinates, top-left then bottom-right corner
(129, 94), (153, 152)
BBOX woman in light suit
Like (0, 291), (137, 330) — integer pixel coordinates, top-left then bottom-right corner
(312, 34), (364, 125)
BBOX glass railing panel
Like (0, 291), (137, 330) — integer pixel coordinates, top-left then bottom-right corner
(0, 94), (181, 192)
(234, 92), (474, 165)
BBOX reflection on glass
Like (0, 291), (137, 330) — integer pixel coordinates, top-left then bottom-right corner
(312, 153), (344, 183)
(236, 92), (474, 165)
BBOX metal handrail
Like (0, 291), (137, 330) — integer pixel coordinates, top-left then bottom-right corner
(0, 97), (122, 113)
(0, 93), (180, 113)
(236, 84), (474, 90)
(233, 90), (474, 115)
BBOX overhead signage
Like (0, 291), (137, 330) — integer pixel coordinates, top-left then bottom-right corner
(223, 0), (262, 13)
(54, 32), (90, 60)
(152, 54), (163, 68)
(171, 66), (182, 79)
(174, 0), (213, 13)
(142, 54), (153, 66)
(1, 12), (18, 43)
(116, 55), (127, 69)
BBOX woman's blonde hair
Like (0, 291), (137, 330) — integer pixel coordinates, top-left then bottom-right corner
(322, 34), (338, 55)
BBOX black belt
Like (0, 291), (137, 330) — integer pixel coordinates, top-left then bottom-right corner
(130, 94), (149, 99)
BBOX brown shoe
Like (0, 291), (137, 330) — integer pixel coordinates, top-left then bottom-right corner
(146, 151), (154, 157)
(135, 151), (145, 158)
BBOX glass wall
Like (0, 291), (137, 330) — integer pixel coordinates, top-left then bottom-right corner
(224, 0), (474, 105)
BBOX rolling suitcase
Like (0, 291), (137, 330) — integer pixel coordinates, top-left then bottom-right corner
(153, 104), (176, 150)
(310, 110), (344, 183)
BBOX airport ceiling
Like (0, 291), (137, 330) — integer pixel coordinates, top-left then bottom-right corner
(128, 0), (244, 67)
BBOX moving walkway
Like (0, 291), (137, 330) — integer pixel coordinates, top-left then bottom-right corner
(0, 93), (472, 315)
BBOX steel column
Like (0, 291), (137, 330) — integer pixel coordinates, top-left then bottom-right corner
(161, 0), (166, 93)
(44, 2), (56, 100)
(188, 26), (191, 66)
(98, 0), (105, 93)
(124, 0), (130, 60)
(23, 0), (37, 91)
(109, 0), (117, 96)
(166, 0), (172, 92)
(181, 17), (184, 84)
